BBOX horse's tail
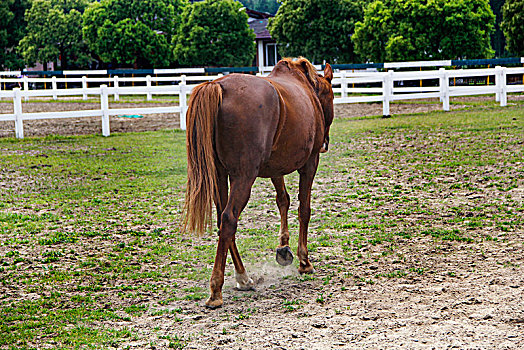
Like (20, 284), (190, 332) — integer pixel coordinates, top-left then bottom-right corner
(183, 82), (222, 236)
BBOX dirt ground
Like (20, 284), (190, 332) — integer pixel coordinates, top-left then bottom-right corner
(0, 101), (180, 138)
(0, 97), (479, 138)
(142, 262), (524, 349)
(1, 96), (523, 349)
(142, 179), (524, 349)
(1, 95), (522, 138)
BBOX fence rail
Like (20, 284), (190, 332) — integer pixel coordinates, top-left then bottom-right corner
(1, 56), (522, 77)
(0, 66), (523, 139)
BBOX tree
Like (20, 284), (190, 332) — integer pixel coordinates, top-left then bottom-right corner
(353, 0), (496, 62)
(173, 0), (256, 67)
(189, 0), (280, 14)
(489, 0), (506, 57)
(501, 0), (524, 56)
(18, 0), (91, 70)
(83, 0), (187, 68)
(267, 0), (366, 64)
(0, 0), (14, 69)
(238, 0), (280, 14)
(0, 0), (30, 70)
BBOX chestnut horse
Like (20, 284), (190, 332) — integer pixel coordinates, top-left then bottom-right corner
(183, 58), (334, 308)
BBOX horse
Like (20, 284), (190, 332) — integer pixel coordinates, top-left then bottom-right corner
(183, 57), (334, 308)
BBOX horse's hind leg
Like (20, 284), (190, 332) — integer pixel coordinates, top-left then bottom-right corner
(214, 166), (253, 290)
(230, 241), (255, 290)
(214, 162), (228, 230)
(271, 176), (293, 266)
(206, 176), (255, 309)
(297, 156), (319, 274)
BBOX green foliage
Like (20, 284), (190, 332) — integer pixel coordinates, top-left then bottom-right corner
(173, 0), (256, 66)
(501, 0), (524, 55)
(268, 0), (365, 63)
(0, 0), (13, 66)
(353, 0), (496, 62)
(0, 0), (29, 70)
(18, 0), (90, 70)
(238, 0), (280, 14)
(489, 0), (506, 56)
(83, 0), (187, 68)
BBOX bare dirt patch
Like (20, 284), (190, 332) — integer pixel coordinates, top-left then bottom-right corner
(0, 101), (180, 138)
(0, 96), (479, 138)
(0, 95), (522, 138)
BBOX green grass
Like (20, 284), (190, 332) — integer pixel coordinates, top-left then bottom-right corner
(0, 99), (523, 347)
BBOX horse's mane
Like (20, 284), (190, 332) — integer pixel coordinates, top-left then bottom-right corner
(280, 57), (318, 86)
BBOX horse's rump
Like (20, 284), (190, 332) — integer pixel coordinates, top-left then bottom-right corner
(214, 74), (282, 177)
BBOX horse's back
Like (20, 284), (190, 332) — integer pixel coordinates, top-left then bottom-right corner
(214, 72), (324, 178)
(215, 74), (281, 177)
(260, 76), (324, 175)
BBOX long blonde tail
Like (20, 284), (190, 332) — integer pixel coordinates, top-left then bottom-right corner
(182, 82), (222, 236)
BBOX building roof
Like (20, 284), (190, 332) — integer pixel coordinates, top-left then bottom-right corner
(246, 8), (273, 19)
(247, 9), (274, 40)
(249, 18), (271, 39)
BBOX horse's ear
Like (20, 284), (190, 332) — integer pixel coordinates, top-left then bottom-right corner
(324, 63), (333, 82)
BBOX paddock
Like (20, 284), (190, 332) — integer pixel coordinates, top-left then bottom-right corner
(0, 97), (522, 348)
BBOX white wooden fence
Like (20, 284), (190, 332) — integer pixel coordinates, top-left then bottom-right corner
(0, 66), (523, 139)
(0, 79), (203, 139)
(0, 74), (219, 101)
(332, 66), (524, 115)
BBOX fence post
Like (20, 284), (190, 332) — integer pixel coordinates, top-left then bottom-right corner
(495, 66), (501, 102)
(23, 76), (29, 101)
(179, 76), (187, 130)
(146, 75), (152, 101)
(13, 88), (24, 139)
(500, 67), (507, 107)
(100, 85), (110, 137)
(82, 76), (88, 100)
(52, 76), (57, 100)
(439, 68), (450, 111)
(382, 71), (393, 117)
(113, 76), (119, 101)
(341, 71), (347, 98)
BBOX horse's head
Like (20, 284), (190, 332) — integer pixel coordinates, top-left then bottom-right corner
(289, 58), (334, 153)
(275, 57), (334, 152)
(315, 64), (334, 153)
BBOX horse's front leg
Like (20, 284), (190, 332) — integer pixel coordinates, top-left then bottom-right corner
(297, 155), (319, 274)
(271, 176), (293, 266)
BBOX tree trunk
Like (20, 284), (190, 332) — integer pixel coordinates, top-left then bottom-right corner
(60, 47), (67, 70)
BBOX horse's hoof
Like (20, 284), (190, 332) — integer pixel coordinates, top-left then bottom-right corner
(235, 272), (255, 291)
(205, 297), (223, 309)
(298, 264), (315, 274)
(236, 278), (255, 291)
(276, 246), (294, 266)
